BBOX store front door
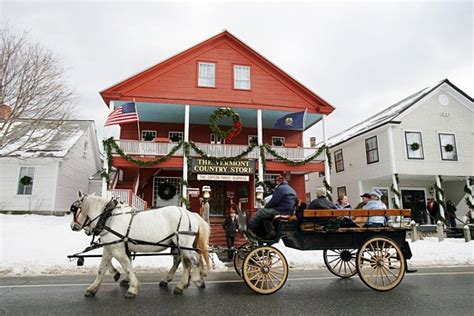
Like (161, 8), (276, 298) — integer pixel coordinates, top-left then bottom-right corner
(401, 190), (427, 224)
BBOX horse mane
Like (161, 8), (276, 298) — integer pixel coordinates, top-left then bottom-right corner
(83, 194), (110, 215)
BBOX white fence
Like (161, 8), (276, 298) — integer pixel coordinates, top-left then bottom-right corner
(107, 189), (147, 211)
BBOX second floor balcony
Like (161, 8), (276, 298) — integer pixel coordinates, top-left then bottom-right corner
(113, 139), (323, 162)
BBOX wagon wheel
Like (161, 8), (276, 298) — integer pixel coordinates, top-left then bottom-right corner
(242, 246), (289, 295)
(233, 243), (251, 278)
(323, 249), (358, 278)
(356, 236), (406, 291)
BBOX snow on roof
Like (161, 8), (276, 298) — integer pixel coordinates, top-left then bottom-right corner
(0, 120), (93, 158)
(327, 80), (446, 147)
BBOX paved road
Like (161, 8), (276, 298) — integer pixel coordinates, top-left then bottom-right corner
(1, 267), (473, 315)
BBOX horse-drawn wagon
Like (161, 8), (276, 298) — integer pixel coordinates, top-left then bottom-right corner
(234, 209), (413, 294)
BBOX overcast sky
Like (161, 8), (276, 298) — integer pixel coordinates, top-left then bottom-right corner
(2, 0), (473, 145)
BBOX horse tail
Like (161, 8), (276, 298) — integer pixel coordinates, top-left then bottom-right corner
(196, 215), (211, 271)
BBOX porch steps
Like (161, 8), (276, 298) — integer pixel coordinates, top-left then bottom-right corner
(209, 224), (247, 247)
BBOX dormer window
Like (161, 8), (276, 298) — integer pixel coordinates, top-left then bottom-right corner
(198, 62), (215, 87)
(234, 65), (250, 90)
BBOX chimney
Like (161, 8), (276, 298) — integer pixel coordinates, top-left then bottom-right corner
(309, 137), (316, 148)
(0, 104), (12, 120)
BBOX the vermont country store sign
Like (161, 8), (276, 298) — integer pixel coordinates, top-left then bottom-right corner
(191, 159), (256, 181)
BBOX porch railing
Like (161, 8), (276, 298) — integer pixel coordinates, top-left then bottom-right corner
(113, 139), (322, 161)
(107, 189), (148, 211)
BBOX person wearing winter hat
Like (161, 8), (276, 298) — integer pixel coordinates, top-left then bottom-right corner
(308, 187), (337, 209)
(362, 189), (387, 227)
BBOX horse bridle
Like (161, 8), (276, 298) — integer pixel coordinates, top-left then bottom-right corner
(70, 197), (92, 231)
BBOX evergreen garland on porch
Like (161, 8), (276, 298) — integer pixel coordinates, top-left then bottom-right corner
(390, 173), (401, 209)
(189, 141), (257, 163)
(433, 176), (446, 223)
(262, 143), (331, 167)
(323, 178), (333, 202)
(464, 185), (474, 211)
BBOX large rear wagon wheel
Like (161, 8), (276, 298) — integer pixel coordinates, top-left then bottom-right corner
(323, 249), (358, 278)
(356, 236), (406, 291)
(242, 246), (288, 295)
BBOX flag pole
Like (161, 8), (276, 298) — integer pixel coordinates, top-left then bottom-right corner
(134, 99), (141, 140)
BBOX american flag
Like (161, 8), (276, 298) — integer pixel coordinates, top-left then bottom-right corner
(104, 102), (138, 126)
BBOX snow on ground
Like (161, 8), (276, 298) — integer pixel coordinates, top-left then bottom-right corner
(1, 214), (473, 277)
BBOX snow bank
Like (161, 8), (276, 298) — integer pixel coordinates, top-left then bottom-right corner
(1, 214), (473, 277)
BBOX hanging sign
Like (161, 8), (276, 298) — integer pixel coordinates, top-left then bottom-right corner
(191, 159), (255, 174)
(197, 174), (249, 182)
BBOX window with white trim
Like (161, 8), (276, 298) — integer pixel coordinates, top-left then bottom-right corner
(210, 133), (224, 144)
(272, 136), (285, 147)
(439, 133), (458, 161)
(234, 65), (250, 90)
(141, 130), (156, 141)
(405, 131), (424, 159)
(334, 149), (344, 172)
(365, 136), (379, 164)
(169, 131), (183, 143)
(198, 62), (215, 87)
(18, 167), (35, 195)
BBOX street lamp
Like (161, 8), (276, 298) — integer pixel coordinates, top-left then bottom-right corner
(202, 185), (211, 223)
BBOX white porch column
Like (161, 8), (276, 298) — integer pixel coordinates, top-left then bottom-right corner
(466, 177), (474, 219)
(322, 115), (331, 184)
(436, 175), (445, 220)
(257, 109), (264, 183)
(182, 104), (190, 205)
(387, 126), (400, 208)
(102, 100), (114, 197)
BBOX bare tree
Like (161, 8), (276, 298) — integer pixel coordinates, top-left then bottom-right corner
(0, 26), (76, 156)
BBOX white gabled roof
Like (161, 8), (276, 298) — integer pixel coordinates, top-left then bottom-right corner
(327, 79), (472, 147)
(0, 120), (93, 158)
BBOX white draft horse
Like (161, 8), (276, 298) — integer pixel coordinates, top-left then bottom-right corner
(70, 191), (210, 298)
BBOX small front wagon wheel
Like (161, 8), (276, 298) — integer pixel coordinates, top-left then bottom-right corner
(357, 236), (406, 291)
(323, 249), (357, 278)
(242, 246), (288, 294)
(233, 243), (251, 278)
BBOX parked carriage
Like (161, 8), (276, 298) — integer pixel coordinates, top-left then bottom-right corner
(234, 209), (413, 294)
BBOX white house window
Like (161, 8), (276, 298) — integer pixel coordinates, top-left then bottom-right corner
(272, 136), (285, 147)
(169, 131), (183, 143)
(439, 133), (457, 161)
(198, 62), (215, 87)
(337, 186), (347, 199)
(17, 167), (35, 195)
(210, 133), (224, 144)
(365, 136), (379, 164)
(334, 149), (344, 173)
(405, 131), (424, 159)
(248, 135), (258, 146)
(141, 130), (156, 141)
(234, 65), (250, 90)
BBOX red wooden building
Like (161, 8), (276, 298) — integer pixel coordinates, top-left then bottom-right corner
(100, 31), (334, 244)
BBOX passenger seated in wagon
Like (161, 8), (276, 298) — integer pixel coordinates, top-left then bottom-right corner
(247, 176), (297, 239)
(363, 190), (387, 227)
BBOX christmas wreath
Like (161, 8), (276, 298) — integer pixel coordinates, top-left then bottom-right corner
(410, 142), (420, 151)
(444, 144), (454, 152)
(157, 182), (177, 200)
(209, 107), (242, 142)
(20, 175), (32, 186)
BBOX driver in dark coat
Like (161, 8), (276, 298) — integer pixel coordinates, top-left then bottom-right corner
(247, 176), (297, 238)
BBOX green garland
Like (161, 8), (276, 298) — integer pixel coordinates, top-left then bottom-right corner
(262, 143), (331, 167)
(180, 195), (190, 209)
(433, 176), (446, 222)
(259, 145), (267, 174)
(444, 144), (454, 152)
(410, 143), (420, 151)
(189, 141), (257, 163)
(323, 178), (333, 202)
(390, 173), (401, 209)
(209, 107), (242, 142)
(464, 185), (474, 211)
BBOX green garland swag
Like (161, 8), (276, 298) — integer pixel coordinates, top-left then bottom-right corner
(189, 141), (257, 162)
(433, 177), (446, 222)
(464, 185), (474, 211)
(262, 144), (331, 168)
(390, 173), (401, 209)
(209, 107), (242, 142)
(158, 182), (177, 200)
(323, 178), (333, 202)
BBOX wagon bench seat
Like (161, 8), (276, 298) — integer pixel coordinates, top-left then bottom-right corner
(302, 209), (411, 218)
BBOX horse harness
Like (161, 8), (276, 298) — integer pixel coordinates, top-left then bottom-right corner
(71, 198), (200, 258)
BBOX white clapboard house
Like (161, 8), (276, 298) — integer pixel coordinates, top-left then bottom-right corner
(0, 119), (102, 214)
(306, 79), (473, 224)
